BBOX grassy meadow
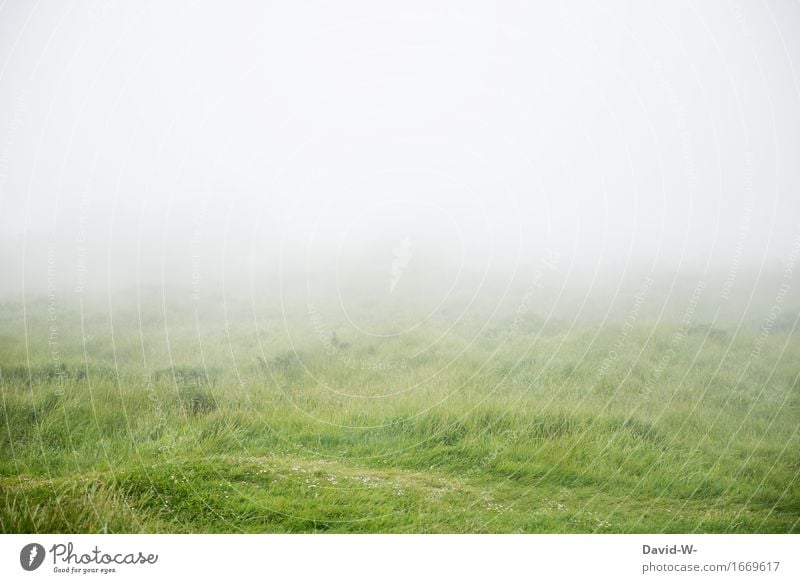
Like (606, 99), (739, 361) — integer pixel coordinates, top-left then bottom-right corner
(1, 272), (798, 533)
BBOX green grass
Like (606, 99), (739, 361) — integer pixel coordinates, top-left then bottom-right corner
(1, 278), (798, 533)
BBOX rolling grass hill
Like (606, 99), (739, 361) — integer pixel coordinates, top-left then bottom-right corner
(1, 276), (798, 533)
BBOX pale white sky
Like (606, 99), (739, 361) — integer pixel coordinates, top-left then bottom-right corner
(1, 1), (799, 294)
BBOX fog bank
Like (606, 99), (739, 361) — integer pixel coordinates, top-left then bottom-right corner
(1, 1), (799, 301)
